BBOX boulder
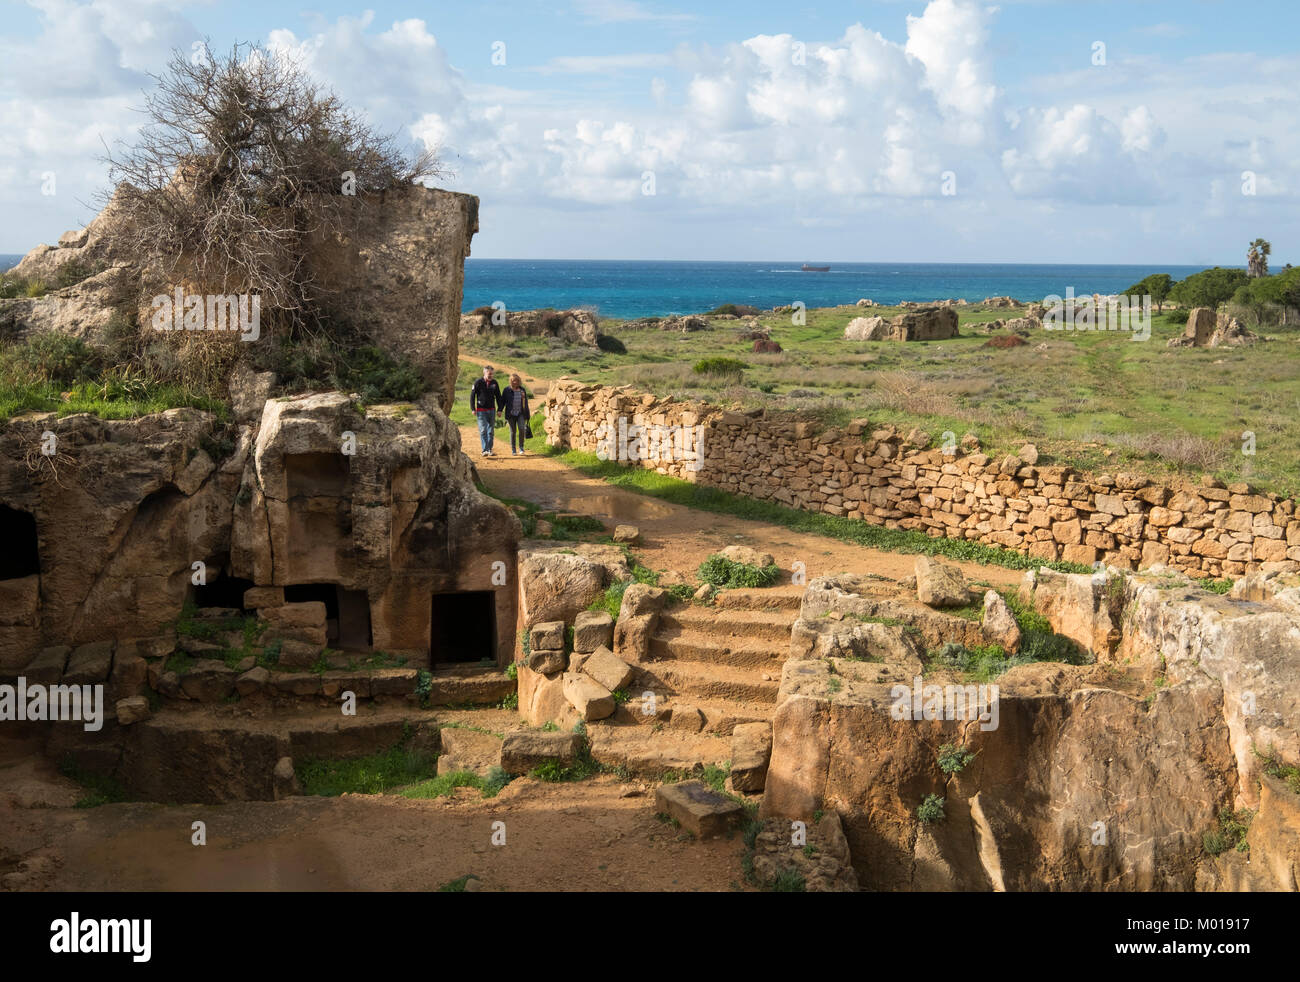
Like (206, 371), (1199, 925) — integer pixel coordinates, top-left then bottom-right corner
(613, 584), (667, 661)
(655, 780), (743, 839)
(115, 696), (151, 725)
(612, 524), (640, 544)
(914, 556), (970, 608)
(499, 731), (582, 774)
(529, 620), (565, 652)
(24, 646), (70, 685)
(562, 672), (615, 721)
(519, 552), (608, 627)
(719, 545), (774, 569)
(981, 590), (1022, 654)
(844, 316), (887, 341)
(573, 610), (614, 654)
(729, 722), (773, 792)
(581, 645), (634, 693)
(525, 648), (567, 675)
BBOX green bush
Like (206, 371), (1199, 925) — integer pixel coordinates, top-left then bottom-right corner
(1203, 806), (1253, 856)
(707, 303), (759, 317)
(917, 794), (946, 824)
(9, 332), (100, 384)
(596, 333), (626, 354)
(937, 744), (974, 775)
(697, 554), (780, 588)
(692, 356), (747, 378)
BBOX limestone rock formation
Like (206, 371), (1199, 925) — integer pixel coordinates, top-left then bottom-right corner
(844, 308), (958, 342)
(460, 307), (598, 346)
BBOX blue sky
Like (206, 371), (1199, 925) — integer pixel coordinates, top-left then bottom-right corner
(2, 1), (1297, 265)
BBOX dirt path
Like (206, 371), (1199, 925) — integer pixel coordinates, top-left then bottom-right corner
(2, 759), (749, 892)
(459, 354), (1020, 589)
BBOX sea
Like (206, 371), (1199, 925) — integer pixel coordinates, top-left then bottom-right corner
(463, 260), (1211, 320)
(1, 254), (1214, 320)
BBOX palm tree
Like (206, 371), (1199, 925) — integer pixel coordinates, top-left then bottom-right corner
(1247, 238), (1271, 278)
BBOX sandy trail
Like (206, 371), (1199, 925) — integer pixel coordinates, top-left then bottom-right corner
(459, 354), (1020, 588)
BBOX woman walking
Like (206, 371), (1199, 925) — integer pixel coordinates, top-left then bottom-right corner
(503, 373), (532, 456)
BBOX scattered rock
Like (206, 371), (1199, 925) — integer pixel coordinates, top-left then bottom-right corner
(729, 722), (772, 792)
(719, 544), (774, 568)
(573, 610), (614, 654)
(655, 780), (743, 839)
(530, 620), (565, 652)
(115, 696), (151, 725)
(613, 524), (640, 544)
(914, 556), (971, 608)
(581, 645), (634, 692)
(562, 672), (616, 721)
(981, 590), (1022, 654)
(499, 731), (582, 774)
(667, 704), (704, 733)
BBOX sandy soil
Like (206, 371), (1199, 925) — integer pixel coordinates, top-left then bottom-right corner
(1, 752), (749, 892)
(460, 355), (1020, 589)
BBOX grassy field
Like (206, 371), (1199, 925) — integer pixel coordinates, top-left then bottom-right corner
(462, 304), (1300, 499)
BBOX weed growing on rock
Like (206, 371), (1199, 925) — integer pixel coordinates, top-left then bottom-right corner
(937, 744), (975, 775)
(917, 794), (946, 824)
(1202, 807), (1253, 856)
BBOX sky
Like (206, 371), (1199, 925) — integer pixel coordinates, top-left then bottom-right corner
(0, 0), (1296, 264)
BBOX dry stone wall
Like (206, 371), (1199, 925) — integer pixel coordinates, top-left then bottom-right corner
(545, 379), (1300, 579)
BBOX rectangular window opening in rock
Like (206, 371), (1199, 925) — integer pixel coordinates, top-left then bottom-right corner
(430, 590), (497, 667)
(0, 504), (40, 579)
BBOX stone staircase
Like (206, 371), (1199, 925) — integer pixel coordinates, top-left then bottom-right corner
(634, 585), (803, 736)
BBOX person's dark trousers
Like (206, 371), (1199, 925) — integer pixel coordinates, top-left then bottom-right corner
(507, 414), (524, 452)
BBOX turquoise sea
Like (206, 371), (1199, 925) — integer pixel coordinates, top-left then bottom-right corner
(464, 259), (1212, 320)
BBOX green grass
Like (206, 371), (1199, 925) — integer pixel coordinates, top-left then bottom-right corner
(1203, 806), (1253, 856)
(400, 765), (512, 800)
(297, 744), (435, 796)
(467, 303), (1300, 500)
(58, 757), (129, 808)
(697, 554), (781, 588)
(1253, 743), (1300, 794)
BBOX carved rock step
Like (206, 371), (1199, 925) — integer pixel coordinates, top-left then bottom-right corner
(713, 587), (805, 612)
(636, 661), (780, 706)
(659, 606), (795, 644)
(647, 630), (786, 670)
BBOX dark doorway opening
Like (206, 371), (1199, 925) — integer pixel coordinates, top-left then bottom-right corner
(285, 583), (372, 649)
(0, 505), (39, 579)
(430, 591), (497, 666)
(193, 566), (255, 611)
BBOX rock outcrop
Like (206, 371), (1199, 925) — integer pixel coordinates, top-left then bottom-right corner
(843, 307), (959, 342)
(460, 307), (599, 346)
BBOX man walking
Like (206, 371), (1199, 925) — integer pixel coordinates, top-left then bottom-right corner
(470, 365), (504, 456)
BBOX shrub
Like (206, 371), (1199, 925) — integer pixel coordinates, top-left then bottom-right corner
(693, 356), (747, 378)
(1203, 806), (1253, 856)
(937, 744), (975, 775)
(917, 794), (946, 824)
(10, 332), (100, 384)
(697, 554), (780, 588)
(596, 333), (626, 354)
(707, 303), (759, 317)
